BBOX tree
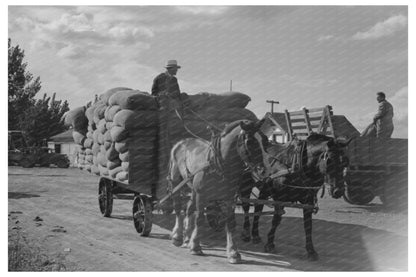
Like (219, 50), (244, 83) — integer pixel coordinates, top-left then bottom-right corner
(8, 38), (69, 146)
(8, 38), (41, 130)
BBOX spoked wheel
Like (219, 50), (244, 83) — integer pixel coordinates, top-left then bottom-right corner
(98, 178), (113, 217)
(343, 181), (375, 205)
(132, 195), (153, 236)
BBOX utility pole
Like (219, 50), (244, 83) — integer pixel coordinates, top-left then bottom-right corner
(229, 80), (233, 91)
(266, 100), (279, 114)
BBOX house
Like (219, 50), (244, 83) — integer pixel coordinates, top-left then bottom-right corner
(47, 129), (79, 166)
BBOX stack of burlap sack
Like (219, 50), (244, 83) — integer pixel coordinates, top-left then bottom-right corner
(65, 88), (257, 187)
(64, 106), (88, 169)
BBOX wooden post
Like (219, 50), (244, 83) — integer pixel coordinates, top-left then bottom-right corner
(302, 107), (312, 135)
(284, 109), (293, 141)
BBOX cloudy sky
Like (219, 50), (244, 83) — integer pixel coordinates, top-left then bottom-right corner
(8, 5), (408, 137)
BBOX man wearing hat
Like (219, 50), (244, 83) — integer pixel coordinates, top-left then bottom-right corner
(151, 60), (181, 98)
(373, 91), (394, 138)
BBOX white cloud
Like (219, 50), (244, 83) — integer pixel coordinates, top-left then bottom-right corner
(174, 6), (229, 16)
(57, 44), (84, 59)
(44, 13), (94, 33)
(352, 14), (407, 40)
(317, 35), (334, 42)
(108, 24), (154, 41)
(389, 86), (408, 121)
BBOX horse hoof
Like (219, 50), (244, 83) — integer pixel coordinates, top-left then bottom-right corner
(252, 236), (262, 244)
(264, 243), (275, 253)
(190, 249), (204, 256)
(172, 238), (183, 247)
(228, 253), (242, 264)
(180, 242), (189, 248)
(307, 252), (319, 261)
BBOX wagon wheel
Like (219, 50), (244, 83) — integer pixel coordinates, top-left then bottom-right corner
(205, 203), (225, 232)
(343, 181), (375, 205)
(132, 195), (152, 236)
(98, 179), (113, 217)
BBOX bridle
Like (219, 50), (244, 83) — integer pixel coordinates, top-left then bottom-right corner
(237, 130), (268, 181)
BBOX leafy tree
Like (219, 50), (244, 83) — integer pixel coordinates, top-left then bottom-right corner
(8, 38), (69, 146)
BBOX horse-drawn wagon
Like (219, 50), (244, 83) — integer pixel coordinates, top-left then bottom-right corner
(342, 137), (408, 209)
(65, 88), (259, 236)
(263, 105), (408, 209)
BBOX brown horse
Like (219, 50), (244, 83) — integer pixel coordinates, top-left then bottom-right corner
(167, 119), (270, 264)
(240, 133), (351, 261)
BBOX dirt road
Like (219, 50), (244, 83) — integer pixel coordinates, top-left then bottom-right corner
(8, 166), (407, 271)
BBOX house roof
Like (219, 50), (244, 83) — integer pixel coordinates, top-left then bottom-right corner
(49, 129), (74, 143)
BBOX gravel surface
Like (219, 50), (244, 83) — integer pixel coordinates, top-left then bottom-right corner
(8, 166), (408, 271)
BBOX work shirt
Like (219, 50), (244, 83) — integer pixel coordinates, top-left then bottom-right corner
(373, 100), (394, 138)
(151, 72), (180, 98)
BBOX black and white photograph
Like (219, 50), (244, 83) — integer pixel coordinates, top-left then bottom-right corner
(6, 2), (409, 272)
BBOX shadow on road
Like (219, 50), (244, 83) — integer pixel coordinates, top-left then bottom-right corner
(8, 192), (40, 199)
(151, 213), (407, 271)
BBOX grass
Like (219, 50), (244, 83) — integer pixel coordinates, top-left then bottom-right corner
(8, 228), (69, 271)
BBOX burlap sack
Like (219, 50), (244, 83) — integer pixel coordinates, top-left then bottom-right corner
(115, 139), (129, 153)
(113, 109), (158, 130)
(93, 103), (107, 124)
(99, 87), (132, 105)
(64, 106), (88, 133)
(108, 90), (158, 110)
(93, 130), (100, 143)
(185, 91), (251, 109)
(97, 133), (105, 145)
(86, 131), (93, 139)
(97, 152), (108, 167)
(104, 105), (122, 122)
(91, 164), (100, 175)
(83, 138), (93, 149)
(92, 143), (100, 155)
(105, 122), (114, 130)
(106, 142), (119, 161)
(85, 105), (96, 124)
(116, 171), (129, 182)
(119, 151), (129, 162)
(121, 161), (129, 171)
(97, 119), (107, 134)
(110, 125), (129, 142)
(109, 166), (123, 179)
(104, 141), (112, 150)
(100, 145), (107, 154)
(86, 155), (93, 163)
(98, 164), (109, 176)
(104, 130), (112, 142)
(72, 131), (86, 145)
(107, 159), (121, 170)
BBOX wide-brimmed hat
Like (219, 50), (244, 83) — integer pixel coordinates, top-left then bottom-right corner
(165, 60), (181, 68)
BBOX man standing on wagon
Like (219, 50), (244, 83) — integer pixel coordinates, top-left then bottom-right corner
(151, 60), (181, 99)
(373, 91), (394, 138)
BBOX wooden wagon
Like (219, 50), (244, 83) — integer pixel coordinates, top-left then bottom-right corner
(262, 105), (408, 209)
(91, 95), (259, 236)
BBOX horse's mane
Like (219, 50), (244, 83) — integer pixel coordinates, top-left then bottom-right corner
(221, 120), (247, 137)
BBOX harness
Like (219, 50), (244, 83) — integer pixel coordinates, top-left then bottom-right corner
(267, 139), (327, 206)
